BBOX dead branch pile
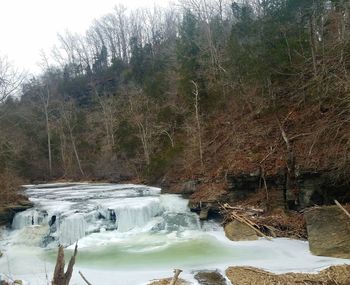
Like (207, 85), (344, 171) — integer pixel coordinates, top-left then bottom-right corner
(220, 203), (307, 239)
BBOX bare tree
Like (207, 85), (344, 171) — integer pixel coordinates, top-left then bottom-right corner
(60, 100), (85, 177)
(125, 89), (159, 166)
(94, 90), (119, 153)
(39, 85), (53, 176)
(0, 56), (25, 104)
(191, 80), (204, 169)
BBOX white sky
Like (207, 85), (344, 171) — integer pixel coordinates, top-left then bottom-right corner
(0, 0), (171, 74)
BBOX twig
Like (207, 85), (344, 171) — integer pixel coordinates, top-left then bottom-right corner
(259, 147), (276, 164)
(79, 271), (93, 285)
(334, 200), (350, 219)
(289, 132), (312, 141)
(221, 203), (264, 213)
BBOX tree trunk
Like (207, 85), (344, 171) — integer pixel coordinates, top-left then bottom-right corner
(44, 104), (52, 176)
(138, 122), (150, 165)
(192, 81), (204, 170)
(275, 115), (298, 208)
(169, 269), (182, 285)
(52, 244), (78, 285)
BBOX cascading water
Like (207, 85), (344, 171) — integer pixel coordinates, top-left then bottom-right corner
(1, 183), (350, 285)
(10, 183), (200, 247)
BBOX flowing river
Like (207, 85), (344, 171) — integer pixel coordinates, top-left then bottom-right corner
(1, 183), (349, 284)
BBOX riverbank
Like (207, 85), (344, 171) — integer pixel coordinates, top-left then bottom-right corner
(1, 183), (350, 285)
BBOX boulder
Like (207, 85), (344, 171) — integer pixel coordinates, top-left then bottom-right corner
(199, 208), (209, 220)
(194, 270), (227, 285)
(304, 205), (350, 258)
(181, 180), (197, 195)
(224, 220), (258, 241)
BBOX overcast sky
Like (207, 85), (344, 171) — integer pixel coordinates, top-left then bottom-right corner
(0, 0), (171, 74)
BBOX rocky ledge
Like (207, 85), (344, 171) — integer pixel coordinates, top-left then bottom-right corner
(226, 265), (350, 285)
(0, 200), (33, 226)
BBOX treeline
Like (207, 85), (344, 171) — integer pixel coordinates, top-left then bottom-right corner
(1, 0), (350, 184)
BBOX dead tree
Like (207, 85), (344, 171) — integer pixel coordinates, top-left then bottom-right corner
(170, 269), (183, 285)
(39, 85), (52, 176)
(60, 101), (85, 177)
(0, 55), (25, 104)
(52, 244), (78, 285)
(191, 80), (204, 170)
(275, 114), (298, 208)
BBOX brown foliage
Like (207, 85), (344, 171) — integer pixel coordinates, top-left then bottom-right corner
(0, 172), (24, 206)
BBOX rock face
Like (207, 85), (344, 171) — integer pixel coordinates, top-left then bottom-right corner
(0, 200), (33, 226)
(194, 270), (227, 285)
(181, 180), (197, 195)
(226, 171), (350, 211)
(224, 220), (258, 241)
(304, 205), (350, 258)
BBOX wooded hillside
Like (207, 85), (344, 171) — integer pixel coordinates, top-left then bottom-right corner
(1, 0), (350, 193)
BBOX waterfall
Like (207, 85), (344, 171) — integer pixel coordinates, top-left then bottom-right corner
(10, 183), (199, 247)
(58, 213), (87, 246)
(112, 197), (162, 232)
(12, 209), (48, 229)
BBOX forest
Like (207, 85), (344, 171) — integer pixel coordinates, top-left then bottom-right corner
(1, 0), (350, 204)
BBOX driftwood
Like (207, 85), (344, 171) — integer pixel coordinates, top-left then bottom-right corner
(221, 204), (264, 215)
(52, 244), (78, 285)
(169, 269), (182, 285)
(221, 203), (272, 240)
(220, 203), (306, 239)
(335, 200), (350, 219)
